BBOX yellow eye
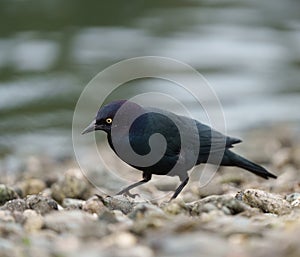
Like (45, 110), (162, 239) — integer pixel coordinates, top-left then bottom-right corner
(106, 118), (113, 124)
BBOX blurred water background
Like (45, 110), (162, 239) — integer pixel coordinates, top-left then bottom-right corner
(0, 0), (300, 166)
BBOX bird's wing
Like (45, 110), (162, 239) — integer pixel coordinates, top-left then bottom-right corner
(130, 107), (242, 164)
(130, 109), (182, 156)
(195, 121), (242, 155)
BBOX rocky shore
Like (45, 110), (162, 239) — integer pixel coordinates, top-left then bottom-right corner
(0, 126), (300, 257)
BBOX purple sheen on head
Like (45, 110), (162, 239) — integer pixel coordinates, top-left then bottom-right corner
(96, 100), (144, 122)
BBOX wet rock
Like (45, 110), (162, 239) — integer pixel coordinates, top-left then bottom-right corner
(236, 189), (292, 215)
(51, 169), (91, 203)
(62, 198), (84, 209)
(82, 196), (105, 215)
(25, 195), (58, 215)
(0, 184), (18, 205)
(0, 199), (27, 212)
(187, 194), (249, 216)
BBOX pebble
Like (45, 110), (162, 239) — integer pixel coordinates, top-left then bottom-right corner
(97, 194), (138, 214)
(1, 128), (300, 257)
(162, 199), (189, 215)
(187, 194), (249, 216)
(14, 179), (46, 197)
(25, 195), (58, 215)
(63, 198), (84, 209)
(150, 231), (229, 257)
(23, 209), (43, 232)
(98, 209), (119, 223)
(0, 210), (15, 222)
(1, 199), (27, 212)
(112, 232), (137, 248)
(82, 196), (105, 215)
(129, 203), (166, 220)
(286, 192), (300, 203)
(51, 169), (91, 203)
(286, 193), (300, 208)
(237, 189), (292, 215)
(44, 210), (103, 237)
(0, 184), (18, 205)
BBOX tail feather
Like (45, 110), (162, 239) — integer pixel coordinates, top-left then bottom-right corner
(224, 151), (277, 179)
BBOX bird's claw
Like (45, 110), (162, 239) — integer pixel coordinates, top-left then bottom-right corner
(117, 190), (140, 199)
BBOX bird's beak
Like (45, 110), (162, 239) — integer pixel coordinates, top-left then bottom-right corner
(81, 120), (96, 135)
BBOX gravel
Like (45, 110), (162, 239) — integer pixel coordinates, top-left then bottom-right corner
(0, 127), (300, 257)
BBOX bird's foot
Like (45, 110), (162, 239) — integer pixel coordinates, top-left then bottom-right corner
(117, 190), (140, 199)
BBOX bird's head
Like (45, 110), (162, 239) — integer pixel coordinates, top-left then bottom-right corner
(81, 100), (143, 135)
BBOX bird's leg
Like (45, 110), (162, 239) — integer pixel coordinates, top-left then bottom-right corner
(169, 176), (189, 201)
(116, 172), (152, 198)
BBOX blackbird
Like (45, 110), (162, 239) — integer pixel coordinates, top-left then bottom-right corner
(82, 100), (277, 199)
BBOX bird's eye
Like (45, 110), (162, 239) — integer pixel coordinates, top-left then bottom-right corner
(106, 118), (113, 124)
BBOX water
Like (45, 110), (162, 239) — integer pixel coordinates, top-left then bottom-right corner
(0, 0), (300, 162)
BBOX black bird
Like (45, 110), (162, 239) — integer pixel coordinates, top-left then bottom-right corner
(82, 100), (277, 200)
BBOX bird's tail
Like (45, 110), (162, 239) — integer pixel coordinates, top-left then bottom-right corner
(224, 150), (277, 179)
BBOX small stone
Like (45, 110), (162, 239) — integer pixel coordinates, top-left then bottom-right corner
(0, 210), (15, 222)
(0, 184), (18, 205)
(286, 193), (300, 203)
(114, 232), (137, 248)
(97, 194), (137, 215)
(187, 194), (249, 216)
(237, 189), (292, 215)
(129, 203), (166, 220)
(0, 222), (23, 238)
(162, 199), (189, 215)
(25, 195), (58, 215)
(98, 209), (118, 223)
(0, 199), (27, 212)
(20, 178), (46, 196)
(23, 209), (43, 232)
(291, 199), (300, 207)
(51, 169), (91, 203)
(44, 210), (97, 234)
(62, 198), (84, 209)
(14, 179), (46, 197)
(82, 196), (105, 215)
(150, 231), (228, 257)
(113, 210), (133, 225)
